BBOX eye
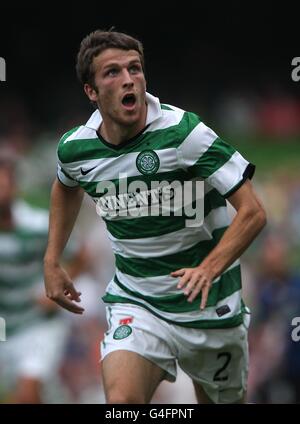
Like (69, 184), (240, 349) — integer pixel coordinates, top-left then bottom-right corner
(129, 64), (142, 74)
(106, 68), (118, 77)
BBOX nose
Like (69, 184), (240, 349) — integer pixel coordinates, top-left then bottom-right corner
(122, 69), (134, 88)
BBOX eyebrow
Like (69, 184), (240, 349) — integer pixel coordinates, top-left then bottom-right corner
(102, 59), (141, 71)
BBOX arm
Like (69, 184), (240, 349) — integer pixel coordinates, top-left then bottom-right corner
(39, 244), (91, 313)
(171, 180), (267, 309)
(44, 178), (85, 314)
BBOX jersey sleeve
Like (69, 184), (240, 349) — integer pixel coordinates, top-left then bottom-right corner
(57, 163), (79, 187)
(177, 117), (255, 197)
(56, 131), (80, 188)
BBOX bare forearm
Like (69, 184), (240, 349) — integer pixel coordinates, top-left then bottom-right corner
(172, 180), (267, 309)
(44, 179), (84, 265)
(201, 206), (266, 278)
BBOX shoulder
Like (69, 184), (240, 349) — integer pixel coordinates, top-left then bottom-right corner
(160, 103), (202, 133)
(57, 124), (98, 164)
(147, 102), (202, 138)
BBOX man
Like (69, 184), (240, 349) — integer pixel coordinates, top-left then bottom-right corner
(0, 149), (86, 403)
(44, 29), (266, 404)
(249, 234), (300, 403)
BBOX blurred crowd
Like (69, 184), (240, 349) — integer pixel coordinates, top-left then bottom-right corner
(0, 91), (300, 404)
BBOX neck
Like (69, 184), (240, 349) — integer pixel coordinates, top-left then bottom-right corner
(99, 105), (147, 146)
(0, 205), (14, 230)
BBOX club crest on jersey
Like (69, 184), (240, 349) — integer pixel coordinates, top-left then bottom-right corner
(136, 150), (160, 175)
(113, 324), (132, 340)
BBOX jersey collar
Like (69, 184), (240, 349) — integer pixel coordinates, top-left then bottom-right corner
(85, 92), (162, 131)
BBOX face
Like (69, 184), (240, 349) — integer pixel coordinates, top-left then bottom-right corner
(85, 48), (147, 129)
(262, 236), (288, 277)
(0, 166), (16, 208)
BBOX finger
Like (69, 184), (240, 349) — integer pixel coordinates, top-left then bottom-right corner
(177, 272), (192, 289)
(171, 269), (185, 278)
(55, 295), (85, 314)
(64, 290), (82, 302)
(187, 283), (202, 302)
(183, 273), (201, 296)
(188, 275), (208, 302)
(65, 284), (82, 302)
(200, 285), (210, 310)
(64, 290), (82, 296)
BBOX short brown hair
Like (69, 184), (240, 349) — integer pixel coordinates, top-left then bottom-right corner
(76, 29), (145, 88)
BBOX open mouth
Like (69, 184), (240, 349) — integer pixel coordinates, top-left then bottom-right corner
(122, 93), (136, 107)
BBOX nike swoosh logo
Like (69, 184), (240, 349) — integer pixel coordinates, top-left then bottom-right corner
(80, 165), (97, 176)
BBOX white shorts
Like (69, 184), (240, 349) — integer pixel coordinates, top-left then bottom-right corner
(0, 318), (69, 394)
(101, 304), (250, 404)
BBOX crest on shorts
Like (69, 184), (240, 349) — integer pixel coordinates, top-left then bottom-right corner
(113, 324), (132, 340)
(136, 150), (160, 175)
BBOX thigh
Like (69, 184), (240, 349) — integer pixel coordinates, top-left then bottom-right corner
(7, 377), (42, 404)
(102, 350), (165, 404)
(193, 381), (214, 404)
(177, 316), (250, 404)
(192, 381), (247, 404)
(100, 304), (177, 403)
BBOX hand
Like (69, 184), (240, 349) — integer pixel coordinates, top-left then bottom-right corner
(170, 265), (215, 310)
(44, 263), (85, 314)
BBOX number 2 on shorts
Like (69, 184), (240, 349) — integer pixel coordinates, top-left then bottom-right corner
(213, 352), (232, 381)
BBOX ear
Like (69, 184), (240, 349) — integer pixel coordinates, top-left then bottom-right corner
(84, 83), (98, 102)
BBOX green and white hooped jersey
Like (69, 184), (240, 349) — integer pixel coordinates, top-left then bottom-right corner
(0, 201), (52, 336)
(57, 92), (254, 329)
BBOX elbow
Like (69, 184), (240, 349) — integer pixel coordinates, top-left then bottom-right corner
(255, 205), (267, 232)
(242, 203), (267, 234)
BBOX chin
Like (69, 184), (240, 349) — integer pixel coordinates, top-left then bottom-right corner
(120, 115), (140, 126)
